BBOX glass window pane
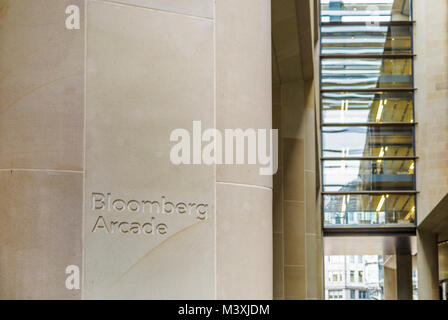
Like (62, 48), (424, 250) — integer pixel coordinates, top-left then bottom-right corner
(323, 159), (415, 192)
(323, 194), (416, 226)
(322, 91), (414, 124)
(321, 24), (412, 55)
(322, 126), (414, 158)
(322, 58), (413, 90)
(321, 0), (412, 23)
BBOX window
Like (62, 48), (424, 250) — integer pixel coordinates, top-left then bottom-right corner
(329, 290), (344, 300)
(333, 273), (339, 282)
(349, 256), (354, 263)
(322, 127), (415, 159)
(358, 256), (363, 264)
(322, 92), (414, 124)
(320, 0), (416, 228)
(325, 255), (385, 300)
(321, 58), (413, 90)
(322, 159), (416, 192)
(324, 194), (416, 226)
(359, 291), (368, 300)
(321, 0), (412, 23)
(321, 25), (413, 56)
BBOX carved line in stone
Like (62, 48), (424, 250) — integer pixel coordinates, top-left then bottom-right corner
(111, 220), (204, 286)
(93, 0), (213, 21)
(216, 181), (272, 191)
(1, 73), (82, 115)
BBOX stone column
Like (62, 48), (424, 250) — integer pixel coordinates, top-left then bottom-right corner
(1, 0), (273, 300)
(272, 76), (321, 301)
(84, 0), (272, 299)
(215, 0), (273, 299)
(417, 230), (440, 300)
(271, 0), (322, 299)
(396, 255), (413, 300)
(84, 0), (216, 299)
(384, 266), (397, 300)
(0, 0), (84, 299)
(413, 0), (447, 302)
(414, 0), (448, 221)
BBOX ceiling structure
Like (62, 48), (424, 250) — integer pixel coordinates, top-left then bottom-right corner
(272, 0), (316, 86)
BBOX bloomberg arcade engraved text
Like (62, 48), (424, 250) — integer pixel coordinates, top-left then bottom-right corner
(90, 193), (208, 236)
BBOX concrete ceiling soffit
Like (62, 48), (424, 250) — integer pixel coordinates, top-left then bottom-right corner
(271, 0), (303, 84)
(419, 193), (448, 238)
(295, 0), (315, 81)
(271, 0), (315, 84)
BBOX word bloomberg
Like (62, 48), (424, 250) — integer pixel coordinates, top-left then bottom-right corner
(91, 193), (208, 236)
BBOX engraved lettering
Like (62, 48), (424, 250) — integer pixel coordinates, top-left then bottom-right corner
(90, 193), (209, 236)
(112, 199), (126, 212)
(92, 216), (109, 233)
(92, 193), (105, 210)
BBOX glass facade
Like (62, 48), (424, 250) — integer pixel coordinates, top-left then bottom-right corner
(320, 0), (416, 228)
(321, 58), (413, 90)
(321, 0), (411, 23)
(323, 159), (415, 192)
(322, 126), (414, 158)
(324, 194), (416, 225)
(321, 24), (412, 55)
(322, 91), (414, 124)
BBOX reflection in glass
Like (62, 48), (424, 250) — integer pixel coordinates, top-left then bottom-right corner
(323, 159), (415, 192)
(322, 58), (413, 90)
(322, 126), (414, 158)
(321, 0), (412, 23)
(321, 25), (412, 55)
(324, 194), (416, 226)
(322, 92), (413, 124)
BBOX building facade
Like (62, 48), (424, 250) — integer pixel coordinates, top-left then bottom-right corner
(325, 256), (383, 300)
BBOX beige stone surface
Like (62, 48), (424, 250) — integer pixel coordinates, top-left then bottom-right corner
(304, 106), (316, 171)
(0, 0), (275, 300)
(283, 138), (305, 202)
(284, 266), (305, 299)
(281, 82), (305, 140)
(271, 0), (303, 83)
(284, 201), (305, 266)
(414, 0), (448, 223)
(272, 76), (321, 301)
(417, 230), (440, 300)
(0, 171), (82, 299)
(305, 170), (317, 234)
(215, 0), (272, 189)
(214, 0), (273, 299)
(91, 219), (215, 299)
(0, 0), (84, 300)
(216, 183), (272, 299)
(273, 169), (283, 233)
(85, 0), (215, 299)
(384, 266), (398, 300)
(0, 0), (84, 170)
(273, 233), (284, 299)
(101, 0), (213, 18)
(305, 234), (323, 299)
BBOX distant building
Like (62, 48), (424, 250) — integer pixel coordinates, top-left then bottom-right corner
(325, 256), (384, 300)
